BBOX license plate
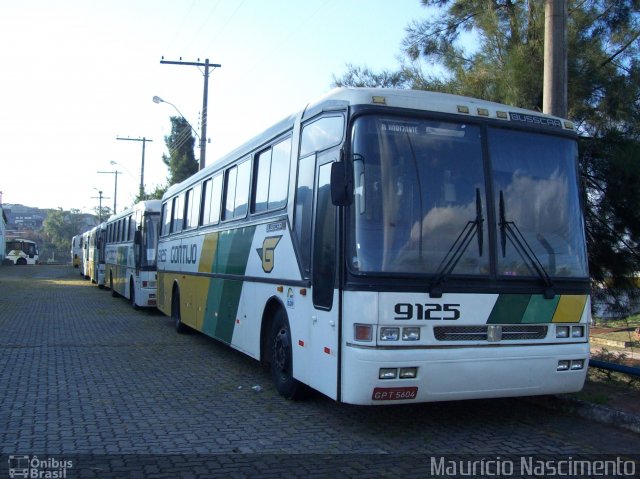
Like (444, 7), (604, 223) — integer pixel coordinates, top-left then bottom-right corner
(372, 387), (418, 401)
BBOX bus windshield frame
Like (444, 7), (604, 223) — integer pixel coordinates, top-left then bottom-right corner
(346, 112), (589, 285)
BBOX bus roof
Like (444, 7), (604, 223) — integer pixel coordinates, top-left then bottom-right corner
(105, 200), (162, 224)
(163, 87), (575, 200)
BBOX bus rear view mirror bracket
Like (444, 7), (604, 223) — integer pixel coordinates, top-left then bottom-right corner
(330, 161), (353, 206)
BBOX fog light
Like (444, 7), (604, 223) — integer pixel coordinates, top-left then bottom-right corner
(402, 327), (420, 341)
(571, 359), (585, 370)
(571, 326), (585, 338)
(556, 326), (569, 338)
(380, 327), (399, 341)
(557, 360), (570, 371)
(379, 368), (397, 379)
(354, 324), (373, 342)
(399, 367), (417, 379)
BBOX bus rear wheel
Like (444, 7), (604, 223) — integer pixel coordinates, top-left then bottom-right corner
(110, 273), (117, 297)
(129, 278), (138, 310)
(172, 288), (188, 334)
(270, 310), (302, 400)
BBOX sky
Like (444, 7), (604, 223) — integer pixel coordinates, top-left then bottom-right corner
(0, 0), (429, 214)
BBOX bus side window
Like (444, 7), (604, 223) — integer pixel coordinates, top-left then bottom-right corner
(185, 184), (201, 230)
(171, 195), (183, 233)
(161, 202), (172, 236)
(252, 136), (291, 214)
(223, 159), (250, 220)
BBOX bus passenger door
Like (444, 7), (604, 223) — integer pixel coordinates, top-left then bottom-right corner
(308, 157), (340, 399)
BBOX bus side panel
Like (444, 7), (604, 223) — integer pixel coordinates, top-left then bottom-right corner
(200, 227), (255, 344)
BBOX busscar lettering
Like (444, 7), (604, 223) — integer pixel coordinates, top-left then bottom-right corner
(169, 244), (198, 264)
(394, 303), (461, 320)
(509, 112), (562, 129)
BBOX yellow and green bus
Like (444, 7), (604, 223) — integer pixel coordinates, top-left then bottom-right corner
(105, 200), (161, 308)
(157, 88), (590, 405)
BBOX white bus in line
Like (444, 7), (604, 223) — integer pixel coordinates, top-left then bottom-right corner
(5, 239), (39, 265)
(105, 200), (161, 308)
(88, 223), (107, 287)
(80, 230), (91, 278)
(71, 234), (82, 268)
(157, 88), (591, 405)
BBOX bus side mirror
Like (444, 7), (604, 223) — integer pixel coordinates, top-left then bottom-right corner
(134, 230), (142, 246)
(330, 161), (353, 206)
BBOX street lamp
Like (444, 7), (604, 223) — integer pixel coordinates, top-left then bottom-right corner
(152, 95), (201, 150)
(91, 188), (110, 223)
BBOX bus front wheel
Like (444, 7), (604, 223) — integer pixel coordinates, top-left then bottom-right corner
(270, 310), (302, 400)
(16, 258), (26, 265)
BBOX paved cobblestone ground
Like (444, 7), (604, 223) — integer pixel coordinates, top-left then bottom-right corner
(0, 265), (639, 478)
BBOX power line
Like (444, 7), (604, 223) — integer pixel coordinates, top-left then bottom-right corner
(159, 58), (221, 170)
(116, 137), (153, 199)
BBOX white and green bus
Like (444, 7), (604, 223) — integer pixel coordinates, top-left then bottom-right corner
(5, 239), (39, 265)
(157, 88), (590, 405)
(105, 200), (161, 308)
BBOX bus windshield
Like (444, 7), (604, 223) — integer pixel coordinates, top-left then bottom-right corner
(143, 213), (160, 268)
(349, 114), (588, 279)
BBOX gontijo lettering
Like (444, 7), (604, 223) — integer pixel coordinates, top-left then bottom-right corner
(170, 244), (197, 264)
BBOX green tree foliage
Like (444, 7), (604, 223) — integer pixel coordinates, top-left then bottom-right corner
(42, 208), (86, 262)
(162, 116), (199, 187)
(333, 0), (640, 314)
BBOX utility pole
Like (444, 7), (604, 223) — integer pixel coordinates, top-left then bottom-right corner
(91, 190), (110, 223)
(97, 169), (121, 214)
(116, 137), (152, 200)
(160, 57), (221, 170)
(543, 0), (568, 118)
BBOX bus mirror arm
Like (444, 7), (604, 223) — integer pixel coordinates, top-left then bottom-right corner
(330, 160), (353, 206)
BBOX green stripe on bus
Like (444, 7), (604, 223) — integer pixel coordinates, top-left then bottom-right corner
(201, 226), (256, 344)
(488, 294), (566, 324)
(487, 294), (531, 324)
(521, 294), (560, 323)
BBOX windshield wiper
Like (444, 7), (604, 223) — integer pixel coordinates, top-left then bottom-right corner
(499, 191), (555, 299)
(429, 188), (484, 298)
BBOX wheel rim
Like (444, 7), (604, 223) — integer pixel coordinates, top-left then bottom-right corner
(273, 327), (290, 374)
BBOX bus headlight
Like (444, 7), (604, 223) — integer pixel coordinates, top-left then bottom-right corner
(571, 326), (585, 338)
(402, 327), (420, 341)
(555, 326), (570, 338)
(379, 368), (397, 379)
(380, 327), (400, 341)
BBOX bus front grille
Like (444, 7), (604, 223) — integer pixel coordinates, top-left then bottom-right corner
(434, 325), (548, 342)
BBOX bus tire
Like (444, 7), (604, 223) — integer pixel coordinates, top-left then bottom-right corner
(129, 278), (138, 310)
(110, 273), (117, 297)
(16, 258), (26, 265)
(172, 288), (188, 334)
(270, 310), (302, 400)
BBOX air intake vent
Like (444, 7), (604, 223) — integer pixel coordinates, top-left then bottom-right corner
(434, 325), (548, 341)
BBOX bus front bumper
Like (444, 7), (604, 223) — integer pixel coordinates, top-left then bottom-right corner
(340, 342), (590, 405)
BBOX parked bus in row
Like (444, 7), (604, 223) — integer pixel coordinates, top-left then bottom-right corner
(155, 88), (591, 405)
(5, 239), (39, 265)
(88, 223), (107, 287)
(71, 234), (82, 268)
(80, 230), (91, 278)
(104, 200), (161, 308)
